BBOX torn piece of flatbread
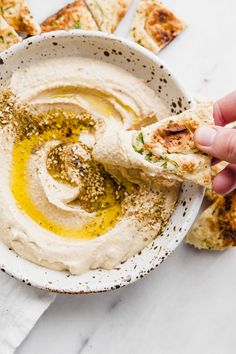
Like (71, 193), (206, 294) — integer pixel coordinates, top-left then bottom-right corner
(93, 102), (213, 188)
(132, 102), (214, 187)
(130, 0), (185, 53)
(41, 0), (98, 32)
(0, 0), (41, 35)
(186, 194), (236, 250)
(0, 14), (21, 51)
(85, 0), (132, 33)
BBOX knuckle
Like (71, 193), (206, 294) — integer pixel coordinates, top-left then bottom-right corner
(224, 131), (236, 162)
(214, 102), (225, 125)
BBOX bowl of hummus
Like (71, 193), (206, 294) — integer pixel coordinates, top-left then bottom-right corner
(0, 31), (204, 293)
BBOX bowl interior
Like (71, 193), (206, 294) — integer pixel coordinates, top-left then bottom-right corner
(0, 31), (203, 293)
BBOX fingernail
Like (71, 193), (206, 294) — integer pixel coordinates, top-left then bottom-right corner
(195, 127), (216, 147)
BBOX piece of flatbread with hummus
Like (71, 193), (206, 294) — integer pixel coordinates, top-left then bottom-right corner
(85, 0), (132, 33)
(94, 102), (213, 188)
(130, 0), (185, 53)
(132, 102), (214, 187)
(0, 0), (41, 35)
(41, 0), (98, 32)
(0, 14), (21, 51)
(186, 194), (236, 250)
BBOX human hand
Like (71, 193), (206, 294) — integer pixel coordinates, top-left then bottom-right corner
(194, 91), (236, 195)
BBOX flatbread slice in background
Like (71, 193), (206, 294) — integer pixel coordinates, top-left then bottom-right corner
(204, 161), (227, 201)
(185, 194), (236, 250)
(85, 0), (132, 33)
(41, 0), (98, 32)
(130, 0), (185, 53)
(0, 0), (41, 35)
(132, 102), (214, 187)
(0, 14), (21, 51)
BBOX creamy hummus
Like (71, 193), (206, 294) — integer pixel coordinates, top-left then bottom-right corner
(0, 58), (179, 275)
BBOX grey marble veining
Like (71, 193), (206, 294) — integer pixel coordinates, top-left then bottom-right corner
(16, 0), (236, 353)
(17, 244), (236, 354)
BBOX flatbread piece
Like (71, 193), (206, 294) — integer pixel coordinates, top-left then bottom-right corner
(41, 0), (98, 32)
(0, 0), (41, 35)
(130, 0), (185, 53)
(85, 0), (132, 33)
(186, 194), (236, 250)
(0, 14), (21, 51)
(132, 102), (214, 187)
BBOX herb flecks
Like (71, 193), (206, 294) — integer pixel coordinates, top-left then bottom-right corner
(145, 152), (153, 161)
(133, 131), (145, 153)
(136, 132), (144, 144)
(73, 20), (81, 29)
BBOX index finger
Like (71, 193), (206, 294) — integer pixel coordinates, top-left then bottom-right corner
(214, 90), (236, 126)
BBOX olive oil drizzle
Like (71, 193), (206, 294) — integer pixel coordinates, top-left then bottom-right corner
(6, 99), (125, 240)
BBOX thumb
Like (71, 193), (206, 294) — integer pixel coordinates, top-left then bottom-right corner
(194, 126), (236, 164)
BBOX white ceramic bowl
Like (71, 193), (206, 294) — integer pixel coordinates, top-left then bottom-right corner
(0, 31), (204, 293)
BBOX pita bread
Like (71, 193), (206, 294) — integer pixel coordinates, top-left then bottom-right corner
(85, 0), (132, 33)
(0, 0), (41, 35)
(41, 0), (98, 32)
(130, 0), (185, 53)
(0, 14), (21, 51)
(132, 102), (214, 187)
(186, 194), (236, 250)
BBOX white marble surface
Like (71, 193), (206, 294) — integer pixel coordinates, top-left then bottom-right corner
(16, 0), (236, 353)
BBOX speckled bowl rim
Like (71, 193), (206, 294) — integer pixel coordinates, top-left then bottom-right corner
(0, 30), (204, 294)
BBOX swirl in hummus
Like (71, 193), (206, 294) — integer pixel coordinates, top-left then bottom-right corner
(0, 58), (179, 275)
